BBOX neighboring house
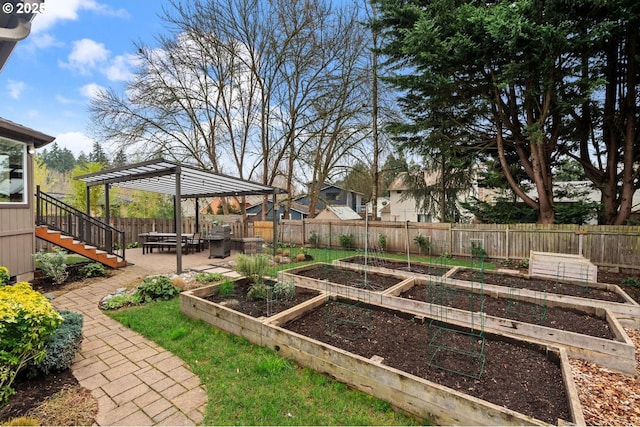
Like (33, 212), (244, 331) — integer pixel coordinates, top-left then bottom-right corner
(200, 195), (253, 215)
(246, 200), (309, 221)
(0, 119), (55, 282)
(246, 184), (363, 220)
(386, 171), (478, 223)
(315, 205), (361, 221)
(1, 2), (52, 282)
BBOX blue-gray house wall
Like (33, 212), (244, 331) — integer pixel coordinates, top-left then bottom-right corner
(246, 185), (362, 220)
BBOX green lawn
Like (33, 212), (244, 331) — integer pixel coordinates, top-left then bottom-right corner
(108, 299), (424, 426)
(265, 247), (494, 277)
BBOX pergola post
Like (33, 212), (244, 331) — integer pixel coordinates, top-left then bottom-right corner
(175, 166), (182, 274)
(104, 183), (112, 252)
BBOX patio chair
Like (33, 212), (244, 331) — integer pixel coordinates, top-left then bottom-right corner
(187, 232), (203, 253)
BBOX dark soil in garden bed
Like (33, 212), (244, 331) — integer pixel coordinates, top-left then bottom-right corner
(205, 281), (320, 318)
(401, 283), (614, 339)
(294, 264), (402, 291)
(283, 299), (571, 425)
(342, 256), (452, 276)
(452, 269), (627, 303)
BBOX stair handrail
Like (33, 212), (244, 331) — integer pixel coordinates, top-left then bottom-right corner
(35, 186), (125, 261)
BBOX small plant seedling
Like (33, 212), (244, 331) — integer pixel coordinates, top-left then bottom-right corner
(218, 280), (235, 297)
(247, 283), (269, 301)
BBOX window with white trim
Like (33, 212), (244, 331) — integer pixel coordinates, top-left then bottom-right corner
(0, 138), (27, 204)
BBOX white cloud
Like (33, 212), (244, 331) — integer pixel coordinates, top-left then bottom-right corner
(79, 82), (106, 99)
(54, 131), (95, 156)
(55, 95), (76, 105)
(31, 0), (130, 34)
(59, 38), (110, 75)
(103, 54), (136, 82)
(7, 80), (26, 99)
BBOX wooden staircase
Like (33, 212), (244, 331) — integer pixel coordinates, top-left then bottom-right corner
(35, 187), (128, 269)
(36, 226), (127, 269)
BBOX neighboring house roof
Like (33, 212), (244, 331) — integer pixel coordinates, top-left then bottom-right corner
(380, 203), (391, 214)
(319, 205), (361, 220)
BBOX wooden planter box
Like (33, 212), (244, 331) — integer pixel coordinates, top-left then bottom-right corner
(181, 285), (585, 425)
(280, 263), (635, 375)
(333, 258), (640, 329)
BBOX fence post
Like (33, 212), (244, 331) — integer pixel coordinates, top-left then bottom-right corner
(505, 226), (510, 259)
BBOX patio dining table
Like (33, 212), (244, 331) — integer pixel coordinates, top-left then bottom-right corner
(139, 232), (194, 254)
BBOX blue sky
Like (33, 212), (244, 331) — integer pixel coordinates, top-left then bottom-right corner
(1, 0), (171, 157)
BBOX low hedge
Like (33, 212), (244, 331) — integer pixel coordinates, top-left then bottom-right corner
(25, 310), (84, 378)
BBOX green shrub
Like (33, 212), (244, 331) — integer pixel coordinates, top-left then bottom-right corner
(79, 262), (106, 278)
(26, 310), (83, 378)
(135, 276), (181, 302)
(621, 277), (640, 287)
(218, 280), (235, 297)
(272, 280), (295, 301)
(470, 241), (486, 258)
(308, 231), (319, 248)
(33, 249), (69, 285)
(0, 282), (63, 404)
(236, 255), (269, 284)
(0, 266), (9, 286)
(338, 233), (355, 250)
(377, 234), (387, 252)
(247, 283), (269, 301)
(102, 293), (142, 310)
(195, 272), (225, 283)
(413, 234), (431, 254)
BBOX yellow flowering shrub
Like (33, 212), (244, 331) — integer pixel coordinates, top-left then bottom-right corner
(0, 282), (63, 404)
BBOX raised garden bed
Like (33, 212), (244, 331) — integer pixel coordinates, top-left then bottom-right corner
(333, 259), (640, 329)
(450, 268), (640, 328)
(203, 278), (320, 318)
(280, 297), (581, 425)
(290, 263), (404, 291)
(280, 264), (635, 374)
(181, 287), (585, 425)
(339, 255), (453, 277)
(452, 269), (625, 303)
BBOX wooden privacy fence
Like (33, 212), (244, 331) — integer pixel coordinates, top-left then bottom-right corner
(36, 216), (249, 250)
(278, 220), (640, 270)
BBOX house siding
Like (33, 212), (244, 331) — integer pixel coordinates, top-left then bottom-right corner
(0, 150), (35, 281)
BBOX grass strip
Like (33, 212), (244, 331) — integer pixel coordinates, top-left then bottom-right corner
(108, 298), (423, 426)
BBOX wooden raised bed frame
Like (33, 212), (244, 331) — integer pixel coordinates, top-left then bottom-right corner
(332, 257), (640, 329)
(279, 262), (636, 375)
(181, 279), (585, 425)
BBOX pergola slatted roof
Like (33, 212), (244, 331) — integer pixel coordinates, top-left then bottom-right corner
(76, 158), (282, 197)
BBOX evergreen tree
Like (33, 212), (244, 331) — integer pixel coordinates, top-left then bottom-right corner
(88, 141), (109, 167)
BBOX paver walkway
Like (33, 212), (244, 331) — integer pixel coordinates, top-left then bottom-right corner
(51, 253), (236, 426)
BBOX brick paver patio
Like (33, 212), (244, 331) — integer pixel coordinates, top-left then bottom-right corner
(50, 248), (237, 426)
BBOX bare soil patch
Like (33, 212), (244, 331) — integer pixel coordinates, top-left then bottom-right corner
(453, 269), (626, 302)
(342, 255), (452, 276)
(283, 298), (572, 424)
(401, 283), (614, 339)
(294, 264), (402, 291)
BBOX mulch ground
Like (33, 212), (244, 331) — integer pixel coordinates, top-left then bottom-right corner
(0, 370), (79, 423)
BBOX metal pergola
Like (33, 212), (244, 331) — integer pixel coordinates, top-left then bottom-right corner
(76, 158), (284, 273)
